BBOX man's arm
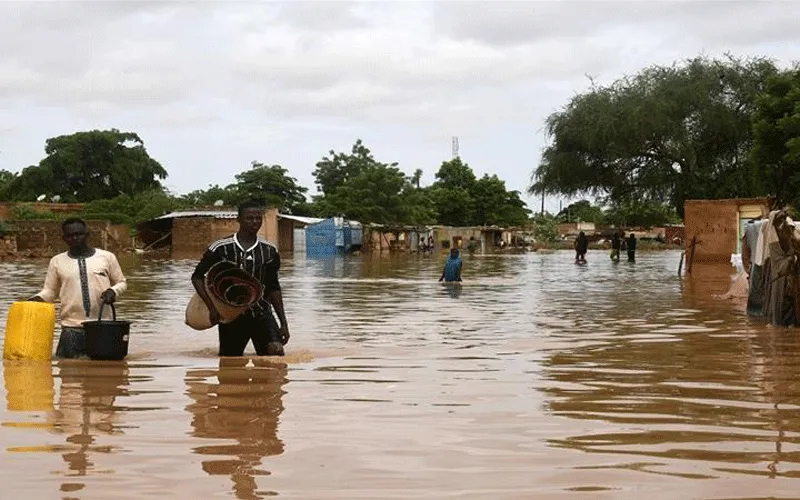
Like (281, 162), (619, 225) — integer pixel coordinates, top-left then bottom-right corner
(191, 249), (222, 324)
(100, 253), (128, 303)
(264, 252), (290, 344)
(30, 257), (59, 302)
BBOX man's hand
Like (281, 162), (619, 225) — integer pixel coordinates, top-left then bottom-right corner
(279, 324), (290, 345)
(100, 289), (117, 304)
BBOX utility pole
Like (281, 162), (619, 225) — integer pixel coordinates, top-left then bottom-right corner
(452, 136), (459, 159)
(541, 192), (545, 215)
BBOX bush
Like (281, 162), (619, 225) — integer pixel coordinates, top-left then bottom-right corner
(11, 204), (57, 220)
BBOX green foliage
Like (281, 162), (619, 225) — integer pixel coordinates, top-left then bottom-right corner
(0, 169), (17, 201)
(312, 140), (438, 226)
(532, 213), (560, 243)
(0, 219), (15, 236)
(179, 184), (239, 207)
(602, 200), (681, 228)
(530, 55), (780, 216)
(233, 162), (308, 213)
(558, 200), (604, 223)
(313, 139), (382, 196)
(7, 129), (168, 202)
(431, 158), (530, 226)
(81, 188), (185, 226)
(11, 204), (57, 220)
(751, 67), (800, 209)
(430, 158), (476, 225)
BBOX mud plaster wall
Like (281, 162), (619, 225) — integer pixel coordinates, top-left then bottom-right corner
(683, 199), (768, 263)
(0, 235), (16, 253)
(0, 202), (85, 220)
(13, 220), (132, 256)
(171, 208), (281, 259)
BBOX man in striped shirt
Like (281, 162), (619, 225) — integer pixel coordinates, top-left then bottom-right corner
(191, 201), (290, 357)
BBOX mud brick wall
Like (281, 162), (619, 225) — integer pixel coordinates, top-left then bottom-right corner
(170, 208), (281, 259)
(12, 220), (131, 256)
(683, 198), (768, 263)
(0, 202), (85, 220)
(665, 226), (685, 245)
(172, 218), (239, 257)
(0, 235), (16, 254)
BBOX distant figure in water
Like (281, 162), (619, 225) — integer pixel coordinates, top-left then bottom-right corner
(574, 232), (588, 263)
(610, 232), (621, 262)
(626, 233), (637, 262)
(439, 248), (463, 282)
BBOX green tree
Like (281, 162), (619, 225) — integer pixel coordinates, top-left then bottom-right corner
(312, 139), (381, 195)
(529, 55), (780, 216)
(603, 200), (681, 228)
(558, 200), (605, 223)
(82, 188), (186, 226)
(179, 184), (239, 207)
(430, 158), (477, 226)
(8, 129), (168, 202)
(532, 213), (560, 243)
(316, 163), (410, 225)
(0, 169), (16, 201)
(232, 162), (308, 213)
(472, 174), (531, 226)
(751, 68), (800, 209)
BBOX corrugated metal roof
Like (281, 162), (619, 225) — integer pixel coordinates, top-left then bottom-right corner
(155, 211), (237, 220)
(277, 214), (324, 225)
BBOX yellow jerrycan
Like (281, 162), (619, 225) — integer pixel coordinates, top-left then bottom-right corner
(3, 301), (56, 361)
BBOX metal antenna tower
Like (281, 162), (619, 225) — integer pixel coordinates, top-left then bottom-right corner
(452, 136), (459, 159)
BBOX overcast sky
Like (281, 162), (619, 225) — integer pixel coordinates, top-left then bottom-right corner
(1, 1), (798, 213)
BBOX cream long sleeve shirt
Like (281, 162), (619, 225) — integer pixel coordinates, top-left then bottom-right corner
(35, 249), (128, 327)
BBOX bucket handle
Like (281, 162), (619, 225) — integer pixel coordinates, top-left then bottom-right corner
(98, 300), (117, 322)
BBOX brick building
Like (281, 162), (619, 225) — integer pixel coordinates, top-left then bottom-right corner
(683, 197), (771, 264)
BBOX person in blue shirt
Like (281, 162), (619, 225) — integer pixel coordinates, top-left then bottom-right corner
(439, 248), (463, 282)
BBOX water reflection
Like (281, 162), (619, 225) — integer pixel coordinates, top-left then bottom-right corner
(51, 361), (130, 493)
(4, 360), (54, 412)
(185, 359), (287, 499)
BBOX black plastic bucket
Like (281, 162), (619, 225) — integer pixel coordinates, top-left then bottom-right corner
(82, 302), (131, 361)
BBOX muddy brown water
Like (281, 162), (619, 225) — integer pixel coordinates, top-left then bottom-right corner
(2, 250), (800, 499)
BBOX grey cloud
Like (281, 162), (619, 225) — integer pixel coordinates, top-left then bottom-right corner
(432, 1), (800, 48)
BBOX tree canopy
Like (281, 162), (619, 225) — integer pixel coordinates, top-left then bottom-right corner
(2, 132), (529, 229)
(530, 55), (781, 216)
(6, 129), (168, 202)
(751, 67), (800, 209)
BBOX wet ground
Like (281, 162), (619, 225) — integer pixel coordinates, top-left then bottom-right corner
(2, 250), (800, 499)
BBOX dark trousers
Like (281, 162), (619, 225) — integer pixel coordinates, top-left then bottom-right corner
(55, 327), (88, 359)
(628, 250), (636, 262)
(218, 312), (284, 357)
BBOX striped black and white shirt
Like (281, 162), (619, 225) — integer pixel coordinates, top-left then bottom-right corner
(192, 233), (281, 317)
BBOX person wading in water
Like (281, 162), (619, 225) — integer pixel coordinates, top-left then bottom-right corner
(29, 218), (127, 359)
(191, 201), (290, 357)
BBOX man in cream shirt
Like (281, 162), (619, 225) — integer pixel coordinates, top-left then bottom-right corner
(31, 218), (127, 358)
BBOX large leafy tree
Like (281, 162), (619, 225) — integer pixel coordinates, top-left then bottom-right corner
(232, 162), (308, 214)
(429, 158), (476, 226)
(9, 129), (168, 202)
(751, 67), (800, 209)
(472, 174), (530, 227)
(312, 139), (378, 196)
(558, 200), (604, 223)
(430, 157), (530, 226)
(529, 55), (780, 216)
(312, 140), (435, 226)
(0, 169), (16, 201)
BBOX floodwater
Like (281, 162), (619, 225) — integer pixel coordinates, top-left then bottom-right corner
(2, 250), (800, 499)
